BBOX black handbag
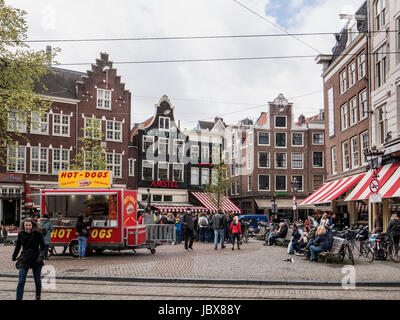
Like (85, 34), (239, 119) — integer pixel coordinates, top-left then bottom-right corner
(15, 256), (22, 269)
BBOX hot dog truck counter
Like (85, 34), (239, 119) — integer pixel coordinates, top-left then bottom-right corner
(40, 171), (158, 256)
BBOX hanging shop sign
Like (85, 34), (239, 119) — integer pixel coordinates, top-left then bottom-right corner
(58, 171), (112, 188)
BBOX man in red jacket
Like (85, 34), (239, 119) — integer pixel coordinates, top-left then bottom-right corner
(230, 216), (242, 250)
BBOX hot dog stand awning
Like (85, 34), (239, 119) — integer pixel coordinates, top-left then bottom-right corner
(153, 204), (208, 213)
(299, 173), (365, 206)
(191, 192), (241, 214)
(345, 162), (400, 201)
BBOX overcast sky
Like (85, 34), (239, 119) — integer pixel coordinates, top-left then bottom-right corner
(8, 0), (364, 129)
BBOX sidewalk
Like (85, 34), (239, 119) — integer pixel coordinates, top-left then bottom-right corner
(1, 239), (400, 284)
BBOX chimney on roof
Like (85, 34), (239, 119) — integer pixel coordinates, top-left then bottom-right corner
(298, 114), (305, 125)
(46, 45), (52, 66)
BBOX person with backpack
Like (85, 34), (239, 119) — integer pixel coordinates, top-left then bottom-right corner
(38, 214), (53, 260)
(212, 209), (226, 250)
(198, 213), (209, 243)
(175, 214), (182, 245)
(230, 216), (242, 250)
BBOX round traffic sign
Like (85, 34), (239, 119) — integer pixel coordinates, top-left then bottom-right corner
(369, 178), (380, 193)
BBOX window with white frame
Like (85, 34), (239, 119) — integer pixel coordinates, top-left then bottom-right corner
(312, 133), (324, 145)
(349, 96), (358, 126)
(359, 90), (368, 120)
(211, 169), (217, 186)
(313, 152), (323, 168)
(84, 117), (102, 140)
(377, 105), (387, 146)
(159, 117), (170, 130)
(8, 111), (26, 132)
(258, 132), (270, 145)
(258, 152), (270, 168)
(143, 136), (154, 153)
(246, 152), (251, 170)
(340, 70), (347, 94)
(142, 160), (154, 180)
(212, 146), (220, 164)
(158, 161), (169, 180)
(31, 112), (49, 134)
(258, 175), (270, 191)
(191, 167), (199, 185)
(292, 175), (303, 192)
(247, 131), (253, 144)
(173, 140), (184, 157)
(360, 131), (369, 165)
(358, 51), (366, 79)
(348, 61), (356, 87)
(106, 120), (122, 142)
(275, 152), (287, 169)
(275, 175), (286, 191)
(31, 146), (48, 174)
(201, 168), (209, 185)
(275, 132), (286, 148)
(53, 114), (70, 136)
(331, 146), (337, 174)
(7, 145), (26, 172)
(342, 141), (350, 171)
(375, 0), (385, 31)
(158, 138), (169, 155)
(173, 163), (184, 182)
(292, 133), (303, 147)
(97, 88), (111, 110)
(248, 176), (252, 192)
(292, 153), (303, 169)
(351, 136), (359, 169)
(190, 145), (199, 160)
(201, 145), (209, 162)
(52, 148), (69, 174)
(235, 181), (240, 195)
(128, 158), (136, 176)
(375, 44), (387, 88)
(106, 153), (122, 178)
(275, 116), (287, 128)
(341, 104), (348, 131)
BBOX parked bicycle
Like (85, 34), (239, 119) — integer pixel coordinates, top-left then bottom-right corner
(333, 229), (355, 265)
(361, 233), (400, 263)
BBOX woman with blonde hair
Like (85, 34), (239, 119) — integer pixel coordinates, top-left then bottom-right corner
(305, 226), (331, 261)
(230, 216), (242, 250)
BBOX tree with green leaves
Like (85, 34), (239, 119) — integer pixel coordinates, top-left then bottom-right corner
(0, 0), (57, 167)
(71, 117), (107, 171)
(204, 162), (231, 210)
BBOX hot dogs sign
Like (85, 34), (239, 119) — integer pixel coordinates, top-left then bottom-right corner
(59, 171), (112, 188)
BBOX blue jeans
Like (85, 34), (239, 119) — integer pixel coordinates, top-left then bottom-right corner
(16, 265), (42, 300)
(268, 233), (280, 245)
(78, 236), (88, 257)
(309, 245), (323, 260)
(199, 228), (207, 242)
(214, 229), (225, 248)
(176, 230), (182, 244)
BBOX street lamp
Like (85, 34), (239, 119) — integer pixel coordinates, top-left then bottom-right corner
(364, 149), (385, 233)
(291, 177), (300, 222)
(146, 188), (151, 212)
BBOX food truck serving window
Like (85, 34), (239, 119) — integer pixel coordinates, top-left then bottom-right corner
(45, 193), (118, 227)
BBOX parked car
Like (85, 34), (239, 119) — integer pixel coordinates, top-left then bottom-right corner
(237, 215), (269, 231)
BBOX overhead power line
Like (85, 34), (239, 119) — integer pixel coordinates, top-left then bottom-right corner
(231, 0), (322, 54)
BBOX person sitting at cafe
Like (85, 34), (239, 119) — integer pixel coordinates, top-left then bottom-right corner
(288, 224), (304, 255)
(303, 226), (331, 262)
(266, 222), (288, 246)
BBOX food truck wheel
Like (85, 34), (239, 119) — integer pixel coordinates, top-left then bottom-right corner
(69, 241), (79, 257)
(150, 248), (156, 254)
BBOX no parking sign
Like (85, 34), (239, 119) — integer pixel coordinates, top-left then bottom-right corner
(369, 178), (380, 194)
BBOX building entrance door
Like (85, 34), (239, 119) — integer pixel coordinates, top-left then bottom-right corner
(2, 199), (17, 226)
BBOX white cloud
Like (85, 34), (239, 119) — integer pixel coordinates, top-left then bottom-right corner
(7, 0), (364, 128)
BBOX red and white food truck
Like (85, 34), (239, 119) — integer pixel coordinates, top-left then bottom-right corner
(40, 170), (155, 256)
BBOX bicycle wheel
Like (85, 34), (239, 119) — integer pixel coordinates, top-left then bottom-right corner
(387, 243), (400, 263)
(363, 245), (375, 263)
(346, 245), (354, 265)
(338, 247), (345, 262)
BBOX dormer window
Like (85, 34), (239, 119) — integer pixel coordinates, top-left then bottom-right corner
(375, 0), (385, 31)
(159, 117), (170, 130)
(97, 89), (112, 110)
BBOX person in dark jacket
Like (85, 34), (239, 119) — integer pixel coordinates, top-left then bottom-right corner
(288, 224), (303, 254)
(387, 214), (400, 248)
(267, 222), (288, 246)
(307, 226), (331, 261)
(38, 214), (53, 260)
(12, 219), (46, 300)
(181, 208), (194, 251)
(75, 215), (91, 259)
(212, 209), (226, 250)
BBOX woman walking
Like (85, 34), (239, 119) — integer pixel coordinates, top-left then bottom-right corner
(12, 219), (46, 300)
(75, 215), (90, 259)
(230, 216), (242, 250)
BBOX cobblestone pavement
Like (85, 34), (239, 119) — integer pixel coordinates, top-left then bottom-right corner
(1, 277), (400, 300)
(1, 239), (400, 283)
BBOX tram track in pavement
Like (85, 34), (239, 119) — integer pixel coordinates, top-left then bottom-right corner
(1, 277), (400, 300)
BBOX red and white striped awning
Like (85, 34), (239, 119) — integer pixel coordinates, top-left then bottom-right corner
(191, 192), (241, 214)
(299, 173), (365, 206)
(377, 162), (400, 198)
(154, 205), (208, 213)
(345, 162), (400, 201)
